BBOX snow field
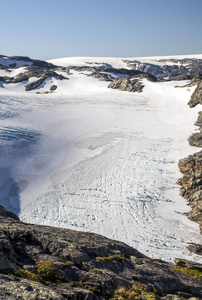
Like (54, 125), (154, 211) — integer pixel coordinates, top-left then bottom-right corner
(0, 67), (201, 263)
(48, 54), (202, 69)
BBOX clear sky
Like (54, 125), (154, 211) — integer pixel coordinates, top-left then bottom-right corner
(1, 0), (202, 60)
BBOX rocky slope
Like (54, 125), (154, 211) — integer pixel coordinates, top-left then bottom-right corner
(0, 55), (68, 92)
(188, 79), (202, 107)
(108, 73), (156, 92)
(0, 206), (202, 299)
(66, 65), (157, 93)
(0, 55), (158, 93)
(177, 77), (202, 253)
(1, 55), (202, 94)
(124, 58), (202, 81)
(178, 150), (202, 230)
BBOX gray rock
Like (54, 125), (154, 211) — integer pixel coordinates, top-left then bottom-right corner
(87, 71), (113, 81)
(108, 76), (145, 92)
(188, 132), (202, 147)
(50, 85), (57, 91)
(67, 65), (157, 82)
(178, 151), (202, 231)
(188, 243), (202, 255)
(0, 253), (13, 271)
(125, 58), (202, 81)
(178, 78), (202, 235)
(188, 79), (202, 107)
(0, 206), (202, 299)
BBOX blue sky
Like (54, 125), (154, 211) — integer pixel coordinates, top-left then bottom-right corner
(1, 0), (202, 59)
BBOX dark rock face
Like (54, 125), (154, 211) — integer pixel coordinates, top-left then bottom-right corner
(0, 54), (57, 69)
(50, 84), (57, 91)
(124, 58), (202, 81)
(67, 65), (157, 82)
(2, 70), (68, 91)
(0, 76), (5, 82)
(88, 71), (114, 81)
(0, 206), (202, 299)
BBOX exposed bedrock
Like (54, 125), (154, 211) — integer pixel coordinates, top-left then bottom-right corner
(188, 79), (202, 107)
(0, 54), (58, 69)
(67, 65), (157, 79)
(0, 206), (202, 299)
(88, 71), (114, 81)
(108, 77), (145, 92)
(0, 55), (68, 91)
(2, 70), (68, 91)
(124, 58), (202, 80)
(188, 111), (202, 148)
(178, 78), (202, 255)
(178, 151), (202, 230)
(108, 73), (156, 93)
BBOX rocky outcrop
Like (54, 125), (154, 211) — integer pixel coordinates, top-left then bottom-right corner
(0, 205), (202, 299)
(67, 65), (157, 81)
(0, 76), (5, 82)
(177, 78), (202, 237)
(188, 79), (202, 107)
(88, 71), (114, 81)
(108, 73), (156, 93)
(108, 77), (145, 92)
(50, 84), (57, 91)
(0, 55), (68, 92)
(124, 58), (202, 81)
(188, 111), (202, 148)
(188, 243), (202, 255)
(1, 70), (68, 91)
(0, 54), (57, 69)
(177, 151), (202, 231)
(188, 132), (202, 148)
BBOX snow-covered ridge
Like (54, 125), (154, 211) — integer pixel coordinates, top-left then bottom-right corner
(48, 54), (202, 68)
(0, 54), (201, 95)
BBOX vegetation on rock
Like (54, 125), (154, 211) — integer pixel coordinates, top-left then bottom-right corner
(0, 206), (202, 299)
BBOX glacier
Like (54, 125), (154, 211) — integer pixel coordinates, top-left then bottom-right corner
(0, 58), (202, 263)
